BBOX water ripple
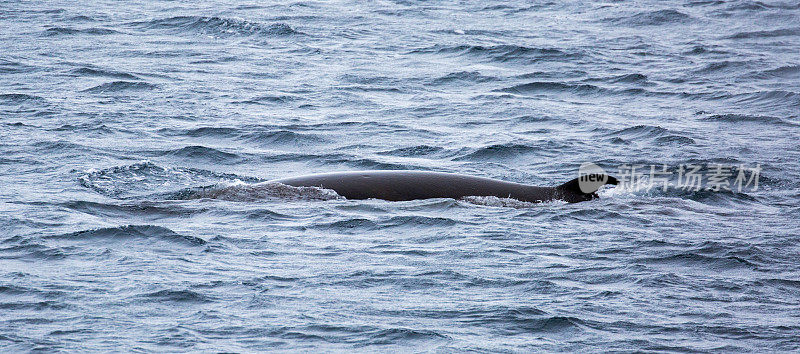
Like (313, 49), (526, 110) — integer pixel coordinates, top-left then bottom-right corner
(2, 0), (799, 351)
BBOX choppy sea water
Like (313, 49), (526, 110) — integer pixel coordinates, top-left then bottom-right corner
(2, 0), (800, 351)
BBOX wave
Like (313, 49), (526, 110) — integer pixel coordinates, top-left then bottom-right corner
(700, 113), (797, 126)
(659, 135), (698, 144)
(605, 73), (650, 84)
(62, 200), (206, 218)
(757, 278), (800, 290)
(0, 243), (68, 260)
(78, 161), (260, 199)
(634, 252), (760, 270)
(430, 71), (498, 85)
(605, 9), (692, 26)
(244, 208), (295, 221)
(693, 61), (750, 75)
(383, 216), (460, 228)
(515, 70), (587, 80)
(276, 120), (411, 132)
(726, 27), (800, 39)
(693, 241), (768, 265)
(313, 218), (378, 232)
(0, 285), (28, 295)
(44, 27), (120, 36)
(730, 90), (800, 109)
(245, 324), (448, 345)
(722, 1), (773, 11)
(68, 15), (96, 22)
(377, 145), (445, 157)
(0, 284), (69, 306)
(0, 59), (36, 74)
(33, 140), (91, 153)
(338, 73), (399, 85)
(497, 81), (600, 94)
(82, 81), (158, 93)
(52, 123), (113, 133)
(453, 143), (540, 161)
(49, 329), (94, 336)
(379, 304), (574, 336)
(548, 208), (626, 223)
(458, 305), (585, 333)
(141, 289), (212, 303)
(683, 45), (729, 55)
(362, 328), (448, 345)
(606, 124), (665, 139)
(581, 73), (652, 88)
(245, 130), (326, 146)
(47, 225), (206, 246)
(410, 44), (579, 63)
(751, 65), (800, 79)
(322, 156), (415, 170)
(70, 67), (138, 80)
(163, 126), (326, 146)
(256, 151), (329, 163)
(181, 127), (240, 138)
(739, 1), (800, 10)
(338, 85), (402, 93)
(494, 81), (642, 96)
(333, 269), (466, 288)
(0, 93), (46, 103)
(372, 248), (438, 256)
(0, 300), (71, 311)
(189, 56), (241, 64)
(431, 28), (515, 36)
(159, 145), (241, 163)
(670, 89), (800, 110)
(606, 125), (696, 145)
(130, 16), (301, 38)
(236, 94), (300, 105)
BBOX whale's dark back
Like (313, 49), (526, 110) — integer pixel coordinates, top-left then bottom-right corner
(273, 170), (566, 203)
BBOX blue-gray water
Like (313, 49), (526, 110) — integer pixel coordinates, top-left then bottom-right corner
(2, 0), (799, 351)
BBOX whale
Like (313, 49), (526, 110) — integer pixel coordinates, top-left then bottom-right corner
(271, 170), (618, 203)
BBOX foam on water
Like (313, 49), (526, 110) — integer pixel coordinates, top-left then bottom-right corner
(168, 181), (343, 202)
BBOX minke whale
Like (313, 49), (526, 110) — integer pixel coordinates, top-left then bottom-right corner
(272, 170), (618, 203)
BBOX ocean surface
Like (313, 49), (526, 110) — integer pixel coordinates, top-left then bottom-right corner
(2, 0), (799, 351)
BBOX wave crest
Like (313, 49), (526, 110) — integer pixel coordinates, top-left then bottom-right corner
(605, 9), (692, 26)
(131, 16), (301, 38)
(410, 44), (579, 63)
(48, 225), (206, 246)
(727, 27), (800, 39)
(82, 81), (158, 93)
(78, 161), (260, 199)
